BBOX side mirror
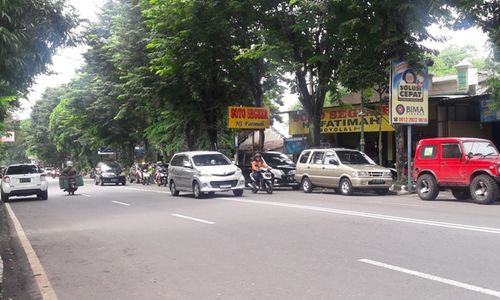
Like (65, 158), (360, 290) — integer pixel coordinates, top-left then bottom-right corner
(182, 161), (192, 168)
(467, 152), (473, 160)
(329, 159), (339, 165)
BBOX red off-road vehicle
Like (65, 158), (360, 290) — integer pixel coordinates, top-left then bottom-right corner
(413, 137), (500, 204)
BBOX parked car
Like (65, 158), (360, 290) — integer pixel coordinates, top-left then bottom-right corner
(295, 148), (393, 195)
(168, 151), (245, 198)
(414, 137), (500, 204)
(94, 161), (126, 186)
(238, 151), (299, 189)
(1, 164), (48, 202)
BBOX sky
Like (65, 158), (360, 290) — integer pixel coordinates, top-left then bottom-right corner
(17, 2), (491, 124)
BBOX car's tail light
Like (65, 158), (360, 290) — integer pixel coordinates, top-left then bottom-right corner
(3, 176), (10, 183)
(40, 174), (47, 181)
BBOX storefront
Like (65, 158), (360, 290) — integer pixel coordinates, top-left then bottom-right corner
(288, 105), (395, 165)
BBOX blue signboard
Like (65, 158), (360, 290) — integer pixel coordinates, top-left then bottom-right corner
(480, 99), (500, 122)
(284, 137), (308, 155)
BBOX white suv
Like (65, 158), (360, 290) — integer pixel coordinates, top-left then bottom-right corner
(168, 151), (245, 198)
(1, 164), (48, 202)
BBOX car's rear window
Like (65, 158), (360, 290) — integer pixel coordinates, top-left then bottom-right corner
(7, 165), (40, 175)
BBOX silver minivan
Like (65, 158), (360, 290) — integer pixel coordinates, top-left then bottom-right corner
(168, 151), (245, 198)
(295, 148), (393, 195)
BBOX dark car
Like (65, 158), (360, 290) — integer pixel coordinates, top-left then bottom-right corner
(239, 151), (299, 189)
(94, 161), (126, 186)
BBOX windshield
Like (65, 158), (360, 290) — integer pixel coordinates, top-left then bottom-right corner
(7, 165), (40, 175)
(192, 154), (231, 166)
(463, 141), (499, 156)
(102, 162), (122, 173)
(261, 153), (295, 167)
(336, 150), (376, 165)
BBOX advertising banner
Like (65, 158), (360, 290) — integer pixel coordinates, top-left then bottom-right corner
(228, 106), (270, 129)
(0, 131), (15, 143)
(284, 137), (308, 154)
(480, 99), (500, 122)
(288, 105), (394, 135)
(390, 60), (429, 125)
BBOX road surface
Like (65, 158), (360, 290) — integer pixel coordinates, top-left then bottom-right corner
(5, 178), (500, 299)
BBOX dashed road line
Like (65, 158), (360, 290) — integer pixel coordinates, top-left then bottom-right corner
(111, 200), (131, 206)
(80, 193), (92, 198)
(359, 258), (500, 298)
(172, 214), (215, 224)
(5, 203), (58, 300)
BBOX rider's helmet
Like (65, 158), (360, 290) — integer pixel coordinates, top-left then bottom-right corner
(254, 152), (262, 160)
(66, 161), (74, 167)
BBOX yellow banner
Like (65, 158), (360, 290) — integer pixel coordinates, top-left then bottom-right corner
(289, 105), (394, 135)
(228, 106), (270, 129)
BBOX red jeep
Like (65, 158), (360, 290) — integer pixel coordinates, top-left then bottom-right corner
(413, 137), (500, 204)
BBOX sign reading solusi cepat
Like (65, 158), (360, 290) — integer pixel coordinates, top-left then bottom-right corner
(390, 60), (429, 125)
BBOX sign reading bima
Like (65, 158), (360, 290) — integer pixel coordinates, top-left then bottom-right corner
(228, 106), (270, 129)
(390, 60), (429, 125)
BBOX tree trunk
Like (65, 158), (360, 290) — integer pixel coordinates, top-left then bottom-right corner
(258, 129), (265, 151)
(308, 111), (322, 147)
(395, 125), (405, 181)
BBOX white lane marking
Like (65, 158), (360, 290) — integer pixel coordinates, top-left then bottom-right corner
(172, 214), (215, 224)
(123, 187), (170, 194)
(218, 198), (500, 234)
(359, 259), (500, 298)
(80, 193), (92, 198)
(5, 203), (58, 300)
(111, 201), (131, 206)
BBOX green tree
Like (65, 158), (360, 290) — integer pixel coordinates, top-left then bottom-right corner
(0, 0), (79, 122)
(429, 45), (486, 76)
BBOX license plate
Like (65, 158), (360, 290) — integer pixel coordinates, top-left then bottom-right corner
(111, 179), (118, 182)
(20, 178), (31, 183)
(220, 185), (231, 190)
(370, 179), (385, 184)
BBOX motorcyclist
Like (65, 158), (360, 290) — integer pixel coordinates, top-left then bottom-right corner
(251, 153), (269, 188)
(62, 161), (77, 177)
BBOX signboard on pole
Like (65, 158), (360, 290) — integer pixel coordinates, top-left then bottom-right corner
(0, 131), (15, 143)
(288, 105), (394, 135)
(390, 60), (429, 125)
(228, 106), (270, 129)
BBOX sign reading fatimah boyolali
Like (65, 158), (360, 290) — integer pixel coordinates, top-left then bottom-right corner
(288, 105), (394, 135)
(390, 60), (429, 125)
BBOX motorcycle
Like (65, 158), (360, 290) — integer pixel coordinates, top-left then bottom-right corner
(248, 168), (274, 194)
(155, 166), (168, 187)
(59, 174), (82, 195)
(142, 170), (151, 185)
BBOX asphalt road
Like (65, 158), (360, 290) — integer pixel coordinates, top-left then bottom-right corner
(5, 178), (500, 300)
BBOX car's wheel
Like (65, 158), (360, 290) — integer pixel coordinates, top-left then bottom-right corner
(233, 189), (243, 197)
(100, 179), (104, 186)
(40, 190), (48, 200)
(170, 181), (179, 196)
(451, 189), (470, 201)
(193, 181), (203, 199)
(470, 175), (498, 204)
(416, 174), (439, 200)
(375, 189), (389, 196)
(301, 177), (313, 193)
(95, 179), (98, 186)
(1, 190), (9, 202)
(340, 178), (353, 195)
(122, 181), (126, 186)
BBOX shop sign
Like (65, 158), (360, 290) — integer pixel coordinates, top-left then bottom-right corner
(390, 60), (429, 125)
(480, 99), (500, 122)
(228, 106), (270, 129)
(0, 131), (15, 143)
(284, 137), (308, 154)
(288, 105), (394, 135)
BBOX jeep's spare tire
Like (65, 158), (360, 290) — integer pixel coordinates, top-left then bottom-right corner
(416, 174), (439, 201)
(470, 175), (498, 205)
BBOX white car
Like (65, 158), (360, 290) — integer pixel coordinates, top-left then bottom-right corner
(1, 164), (48, 202)
(168, 151), (245, 198)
